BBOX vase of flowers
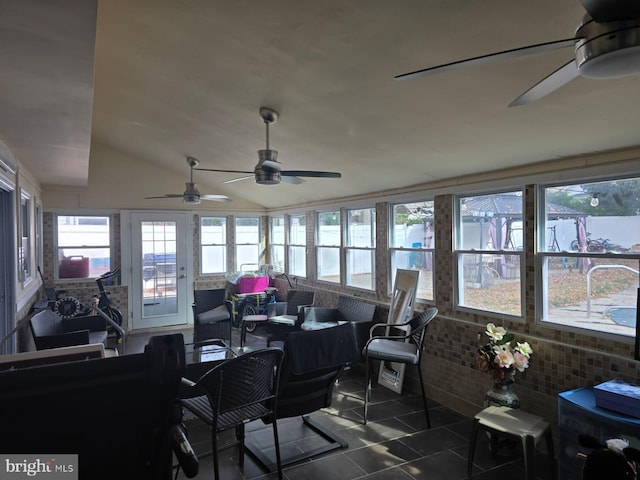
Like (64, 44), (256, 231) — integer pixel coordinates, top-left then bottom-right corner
(476, 323), (533, 409)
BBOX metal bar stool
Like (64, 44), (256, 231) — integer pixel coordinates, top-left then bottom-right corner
(467, 405), (555, 480)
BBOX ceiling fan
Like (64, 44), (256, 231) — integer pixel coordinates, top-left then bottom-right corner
(395, 0), (640, 106)
(195, 107), (342, 185)
(145, 157), (231, 204)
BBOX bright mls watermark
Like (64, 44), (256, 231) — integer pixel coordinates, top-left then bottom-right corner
(1, 455), (77, 479)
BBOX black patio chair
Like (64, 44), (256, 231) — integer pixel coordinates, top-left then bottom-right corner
(180, 348), (285, 480)
(363, 307), (438, 426)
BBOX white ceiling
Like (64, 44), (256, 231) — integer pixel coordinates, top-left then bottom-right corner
(2, 0), (640, 209)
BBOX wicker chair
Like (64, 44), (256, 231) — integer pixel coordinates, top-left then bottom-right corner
(363, 307), (438, 426)
(180, 348), (284, 480)
(192, 289), (232, 346)
(265, 290), (315, 346)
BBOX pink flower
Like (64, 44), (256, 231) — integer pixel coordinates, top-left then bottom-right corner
(512, 351), (529, 372)
(493, 346), (514, 369)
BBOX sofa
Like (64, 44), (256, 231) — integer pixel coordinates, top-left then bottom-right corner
(29, 309), (108, 350)
(301, 296), (377, 360)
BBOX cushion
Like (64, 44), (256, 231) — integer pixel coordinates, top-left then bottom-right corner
(268, 314), (297, 326)
(366, 338), (419, 364)
(196, 305), (230, 324)
(89, 331), (109, 346)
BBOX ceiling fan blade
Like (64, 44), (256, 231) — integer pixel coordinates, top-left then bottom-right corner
(281, 170), (342, 178)
(261, 159), (282, 172)
(280, 175), (305, 185)
(145, 194), (183, 199)
(195, 167), (253, 175)
(580, 0), (640, 22)
(223, 175), (254, 184)
(395, 38), (579, 81)
(200, 194), (232, 202)
(508, 59), (580, 107)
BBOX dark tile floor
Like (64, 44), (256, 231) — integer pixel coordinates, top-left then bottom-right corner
(126, 326), (556, 480)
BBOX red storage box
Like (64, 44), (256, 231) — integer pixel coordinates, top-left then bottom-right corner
(59, 256), (90, 279)
(238, 275), (269, 294)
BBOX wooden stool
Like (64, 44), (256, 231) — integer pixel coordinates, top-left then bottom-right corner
(467, 405), (555, 480)
(240, 314), (268, 348)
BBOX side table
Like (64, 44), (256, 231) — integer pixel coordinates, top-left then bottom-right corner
(240, 314), (268, 348)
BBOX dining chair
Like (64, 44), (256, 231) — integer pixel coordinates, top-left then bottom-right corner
(180, 348), (284, 480)
(362, 307), (438, 426)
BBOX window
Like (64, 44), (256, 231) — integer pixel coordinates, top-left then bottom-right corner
(200, 216), (227, 274)
(270, 216), (285, 273)
(455, 191), (523, 317)
(539, 177), (640, 337)
(288, 214), (306, 277)
(317, 210), (340, 283)
(56, 215), (111, 279)
(35, 201), (42, 274)
(235, 216), (260, 272)
(389, 201), (434, 300)
(346, 208), (375, 290)
(19, 190), (31, 282)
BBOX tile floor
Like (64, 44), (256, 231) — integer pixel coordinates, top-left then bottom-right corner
(126, 326), (556, 480)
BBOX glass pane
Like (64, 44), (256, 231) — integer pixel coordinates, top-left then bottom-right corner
(271, 245), (285, 272)
(235, 217), (260, 243)
(141, 221), (177, 316)
(543, 256), (639, 336)
(317, 246), (339, 283)
(347, 208), (375, 248)
(201, 245), (227, 274)
(289, 215), (306, 245)
(458, 253), (522, 316)
(200, 217), (226, 244)
(56, 215), (110, 279)
(543, 179), (640, 253)
(390, 201), (434, 248)
(236, 244), (259, 271)
(458, 192), (522, 251)
(289, 245), (306, 276)
(346, 249), (374, 289)
(390, 251), (433, 300)
(58, 247), (111, 278)
(317, 211), (340, 246)
(271, 216), (285, 244)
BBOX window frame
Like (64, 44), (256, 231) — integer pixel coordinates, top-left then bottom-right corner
(388, 200), (435, 301)
(287, 213), (307, 278)
(454, 189), (525, 318)
(316, 209), (341, 284)
(199, 215), (229, 275)
(269, 215), (285, 274)
(234, 216), (261, 272)
(19, 189), (32, 284)
(345, 207), (376, 290)
(54, 214), (112, 281)
(537, 177), (640, 340)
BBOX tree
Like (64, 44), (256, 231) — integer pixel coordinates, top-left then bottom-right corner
(582, 180), (640, 216)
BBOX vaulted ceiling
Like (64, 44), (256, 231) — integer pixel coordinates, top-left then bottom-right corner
(2, 0), (640, 209)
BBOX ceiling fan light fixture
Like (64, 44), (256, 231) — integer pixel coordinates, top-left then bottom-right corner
(254, 170), (281, 185)
(575, 19), (640, 78)
(183, 194), (201, 204)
